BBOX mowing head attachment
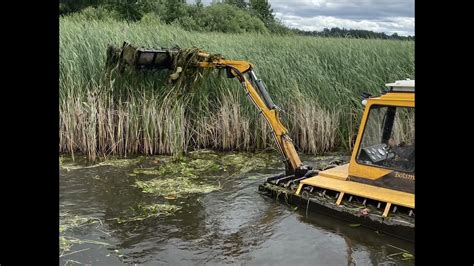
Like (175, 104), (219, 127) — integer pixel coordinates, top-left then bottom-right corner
(105, 42), (224, 84)
(106, 41), (179, 73)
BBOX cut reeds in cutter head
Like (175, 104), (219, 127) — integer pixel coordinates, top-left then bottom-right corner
(105, 41), (224, 84)
(106, 41), (180, 72)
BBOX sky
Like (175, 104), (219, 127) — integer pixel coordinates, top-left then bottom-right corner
(193, 0), (414, 36)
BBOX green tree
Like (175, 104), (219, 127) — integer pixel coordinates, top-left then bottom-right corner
(138, 0), (166, 15)
(223, 0), (247, 9)
(102, 0), (144, 21)
(196, 0), (203, 8)
(60, 0), (101, 15)
(164, 0), (187, 23)
(180, 3), (268, 34)
(249, 0), (274, 25)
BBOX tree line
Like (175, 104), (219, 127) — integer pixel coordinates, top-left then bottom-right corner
(59, 0), (414, 40)
(292, 28), (414, 41)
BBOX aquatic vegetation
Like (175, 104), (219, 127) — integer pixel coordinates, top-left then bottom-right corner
(188, 158), (222, 172)
(59, 155), (145, 171)
(94, 157), (145, 167)
(386, 244), (415, 261)
(131, 151), (280, 198)
(113, 203), (182, 224)
(131, 167), (162, 176)
(132, 157), (220, 177)
(148, 159), (200, 177)
(135, 176), (221, 198)
(60, 237), (111, 257)
(220, 152), (281, 175)
(60, 236), (74, 254)
(59, 212), (105, 255)
(60, 212), (98, 233)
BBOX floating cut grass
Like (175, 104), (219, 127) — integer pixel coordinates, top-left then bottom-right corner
(60, 15), (414, 160)
(113, 203), (182, 224)
(219, 152), (281, 175)
(133, 155), (222, 198)
(59, 211), (105, 255)
(59, 155), (145, 171)
(59, 212), (97, 233)
(132, 155), (221, 177)
(132, 151), (281, 198)
(135, 177), (221, 198)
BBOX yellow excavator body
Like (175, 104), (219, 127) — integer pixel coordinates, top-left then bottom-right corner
(296, 90), (415, 213)
(105, 42), (415, 240)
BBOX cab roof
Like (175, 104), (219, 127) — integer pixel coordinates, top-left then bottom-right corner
(385, 79), (414, 92)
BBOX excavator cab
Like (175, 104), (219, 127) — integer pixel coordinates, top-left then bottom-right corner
(349, 80), (415, 192)
(262, 80), (415, 241)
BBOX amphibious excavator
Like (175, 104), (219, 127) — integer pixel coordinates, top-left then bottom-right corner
(106, 42), (415, 241)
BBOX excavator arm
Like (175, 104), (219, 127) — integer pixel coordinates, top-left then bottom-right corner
(106, 42), (313, 177)
(201, 57), (305, 174)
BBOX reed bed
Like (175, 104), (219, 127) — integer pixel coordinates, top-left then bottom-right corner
(59, 15), (414, 160)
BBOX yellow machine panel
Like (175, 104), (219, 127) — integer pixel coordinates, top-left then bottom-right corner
(318, 164), (349, 180)
(296, 175), (415, 209)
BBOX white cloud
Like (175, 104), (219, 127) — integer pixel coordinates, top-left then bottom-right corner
(269, 0), (414, 19)
(276, 14), (414, 36)
(190, 0), (415, 36)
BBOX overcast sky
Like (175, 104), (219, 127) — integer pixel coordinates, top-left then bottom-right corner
(193, 0), (414, 36)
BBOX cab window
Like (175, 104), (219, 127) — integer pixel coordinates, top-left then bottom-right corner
(356, 105), (415, 172)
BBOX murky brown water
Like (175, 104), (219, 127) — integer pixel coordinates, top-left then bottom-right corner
(59, 151), (414, 265)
